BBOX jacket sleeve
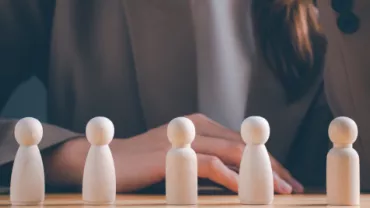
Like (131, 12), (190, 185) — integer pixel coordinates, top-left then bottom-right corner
(0, 120), (82, 165)
(0, 0), (82, 168)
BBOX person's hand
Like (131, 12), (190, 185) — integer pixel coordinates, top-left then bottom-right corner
(110, 113), (303, 194)
(43, 113), (303, 194)
(109, 113), (240, 192)
(270, 154), (304, 194)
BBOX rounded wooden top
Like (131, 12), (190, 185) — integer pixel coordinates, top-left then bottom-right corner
(329, 116), (358, 145)
(241, 116), (270, 145)
(86, 116), (115, 145)
(14, 117), (43, 146)
(167, 117), (195, 148)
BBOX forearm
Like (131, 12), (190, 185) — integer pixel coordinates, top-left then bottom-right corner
(42, 137), (89, 187)
(42, 137), (124, 188)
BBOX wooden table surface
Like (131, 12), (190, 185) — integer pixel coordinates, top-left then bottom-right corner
(0, 194), (369, 207)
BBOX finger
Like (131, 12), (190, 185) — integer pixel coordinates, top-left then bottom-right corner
(276, 167), (304, 193)
(270, 156), (304, 193)
(227, 165), (239, 173)
(197, 154), (238, 193)
(187, 114), (243, 142)
(193, 135), (243, 168)
(273, 171), (293, 194)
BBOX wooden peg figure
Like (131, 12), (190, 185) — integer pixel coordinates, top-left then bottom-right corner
(327, 116), (360, 206)
(83, 116), (116, 205)
(166, 117), (197, 205)
(238, 116), (274, 205)
(10, 117), (45, 205)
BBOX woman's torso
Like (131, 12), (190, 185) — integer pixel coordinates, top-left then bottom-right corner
(42, 0), (333, 188)
(47, 0), (198, 138)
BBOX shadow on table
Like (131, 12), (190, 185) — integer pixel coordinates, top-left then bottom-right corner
(0, 187), (8, 195)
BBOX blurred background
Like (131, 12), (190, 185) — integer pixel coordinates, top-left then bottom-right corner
(0, 77), (47, 122)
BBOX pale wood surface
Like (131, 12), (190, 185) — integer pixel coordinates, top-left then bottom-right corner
(0, 194), (370, 207)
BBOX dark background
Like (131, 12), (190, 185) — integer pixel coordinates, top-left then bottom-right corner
(0, 77), (46, 122)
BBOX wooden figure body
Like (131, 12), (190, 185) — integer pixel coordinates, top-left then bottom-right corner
(83, 117), (116, 205)
(10, 117), (45, 205)
(166, 117), (197, 205)
(327, 116), (360, 206)
(238, 116), (273, 205)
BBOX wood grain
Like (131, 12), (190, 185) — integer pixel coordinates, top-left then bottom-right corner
(0, 194), (369, 207)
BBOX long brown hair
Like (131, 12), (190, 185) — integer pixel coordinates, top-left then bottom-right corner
(252, 0), (327, 102)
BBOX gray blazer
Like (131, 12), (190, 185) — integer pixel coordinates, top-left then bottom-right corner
(0, 0), (369, 189)
(318, 0), (370, 188)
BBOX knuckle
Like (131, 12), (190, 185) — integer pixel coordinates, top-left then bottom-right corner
(281, 168), (292, 178)
(224, 142), (244, 155)
(234, 144), (245, 155)
(207, 156), (221, 170)
(273, 171), (282, 185)
(272, 171), (279, 180)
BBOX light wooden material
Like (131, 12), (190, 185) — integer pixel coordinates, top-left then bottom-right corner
(10, 117), (45, 205)
(1, 194), (370, 207)
(238, 116), (273, 204)
(82, 117), (116, 204)
(166, 117), (198, 205)
(327, 117), (360, 206)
